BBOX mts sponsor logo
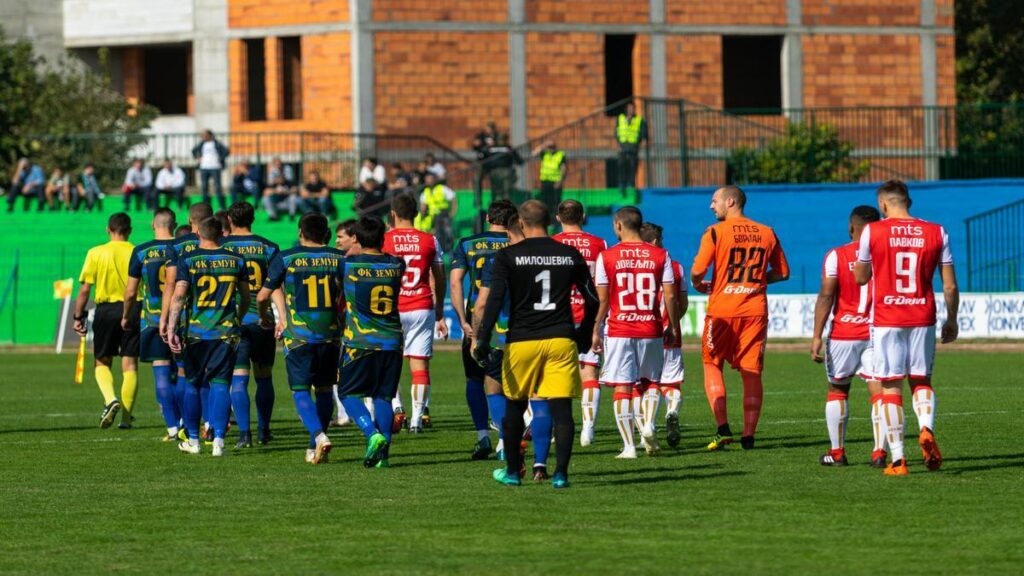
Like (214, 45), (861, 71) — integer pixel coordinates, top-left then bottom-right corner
(619, 247), (651, 259)
(890, 224), (924, 236)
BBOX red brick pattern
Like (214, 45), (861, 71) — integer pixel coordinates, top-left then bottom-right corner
(524, 32), (605, 139)
(664, 35), (722, 108)
(936, 35), (955, 106)
(666, 0), (786, 25)
(229, 0), (348, 28)
(527, 0), (648, 23)
(802, 34), (921, 107)
(373, 0), (507, 22)
(802, 0), (919, 26)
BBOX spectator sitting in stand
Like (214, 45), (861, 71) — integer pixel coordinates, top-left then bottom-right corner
(390, 162), (413, 188)
(424, 153), (446, 181)
(353, 178), (389, 220)
(155, 158), (187, 209)
(231, 161), (260, 206)
(7, 158), (46, 212)
(299, 170), (333, 216)
(262, 158), (298, 221)
(358, 156), (386, 186)
(45, 167), (71, 211)
(75, 163), (103, 212)
(122, 158), (152, 211)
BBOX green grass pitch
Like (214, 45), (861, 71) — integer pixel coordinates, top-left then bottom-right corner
(1, 349), (1021, 574)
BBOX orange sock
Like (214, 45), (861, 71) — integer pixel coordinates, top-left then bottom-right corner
(740, 370), (763, 437)
(704, 363), (728, 427)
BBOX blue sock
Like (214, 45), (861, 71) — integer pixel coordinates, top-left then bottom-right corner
(200, 385), (211, 425)
(315, 390), (334, 434)
(373, 398), (394, 443)
(341, 396), (378, 439)
(466, 378), (488, 432)
(153, 365), (179, 430)
(530, 399), (552, 467)
(174, 365), (187, 425)
(210, 382), (231, 439)
(487, 393), (506, 440)
(229, 374), (251, 433)
(292, 390), (324, 439)
(183, 382), (201, 440)
(254, 376), (274, 431)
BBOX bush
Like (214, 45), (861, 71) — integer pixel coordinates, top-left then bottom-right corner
(728, 122), (871, 184)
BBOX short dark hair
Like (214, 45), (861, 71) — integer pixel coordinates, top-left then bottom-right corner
(639, 222), (663, 245)
(850, 205), (881, 225)
(354, 216), (386, 250)
(487, 199), (518, 227)
(507, 213), (523, 238)
(108, 212), (132, 236)
(197, 217), (222, 241)
(519, 199), (551, 229)
(557, 199), (585, 226)
(188, 202), (213, 224)
(391, 193), (418, 221)
(153, 207), (176, 232)
(614, 206), (643, 232)
(335, 218), (357, 235)
(299, 213), (329, 244)
(227, 201), (255, 229)
(213, 210), (231, 234)
(877, 179), (911, 207)
(720, 185), (747, 209)
(174, 224), (192, 238)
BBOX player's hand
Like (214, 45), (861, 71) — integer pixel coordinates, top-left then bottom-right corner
(941, 320), (959, 344)
(260, 313), (275, 330)
(168, 333), (182, 355)
(274, 320), (286, 340)
(435, 319), (449, 340)
(694, 280), (712, 294)
(811, 337), (824, 363)
(73, 318), (87, 336)
(460, 321), (473, 338)
(472, 340), (492, 367)
(663, 325), (681, 349)
(158, 319), (169, 343)
(120, 317), (129, 331)
(591, 331), (604, 355)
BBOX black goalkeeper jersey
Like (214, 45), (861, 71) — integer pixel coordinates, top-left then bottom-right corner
(477, 237), (598, 345)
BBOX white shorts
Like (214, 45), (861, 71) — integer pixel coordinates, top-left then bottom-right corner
(600, 336), (664, 386)
(578, 350), (601, 368)
(870, 325), (935, 382)
(400, 309), (434, 359)
(660, 347), (684, 385)
(825, 338), (874, 384)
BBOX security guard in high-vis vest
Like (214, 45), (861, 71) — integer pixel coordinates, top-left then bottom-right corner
(534, 140), (566, 211)
(414, 172), (457, 250)
(615, 102), (647, 198)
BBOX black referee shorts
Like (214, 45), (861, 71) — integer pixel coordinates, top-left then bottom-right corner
(92, 302), (140, 359)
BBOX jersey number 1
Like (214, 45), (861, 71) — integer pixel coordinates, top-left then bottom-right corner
(533, 270), (555, 311)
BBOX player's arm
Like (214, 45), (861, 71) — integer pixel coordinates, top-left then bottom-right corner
(691, 228), (715, 293)
(236, 267), (251, 322)
(811, 276), (838, 363)
(166, 281), (188, 354)
(474, 253), (509, 359)
(661, 259), (681, 344)
(471, 285), (490, 343)
(940, 232), (959, 344)
(270, 288), (288, 339)
(574, 255), (600, 354)
(431, 260), (449, 339)
(121, 277), (140, 330)
(159, 260), (179, 341)
(73, 282), (93, 336)
(854, 224), (873, 285)
(765, 236), (790, 284)
(449, 267), (471, 337)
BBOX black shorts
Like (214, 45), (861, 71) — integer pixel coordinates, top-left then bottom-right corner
(139, 326), (171, 363)
(183, 339), (237, 387)
(236, 324), (278, 369)
(284, 341), (340, 391)
(461, 337), (503, 382)
(337, 347), (402, 400)
(93, 302), (140, 359)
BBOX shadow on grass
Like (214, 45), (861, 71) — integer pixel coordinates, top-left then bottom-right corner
(589, 469), (748, 486)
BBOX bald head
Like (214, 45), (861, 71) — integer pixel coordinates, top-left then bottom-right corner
(519, 199), (551, 230)
(710, 185), (746, 221)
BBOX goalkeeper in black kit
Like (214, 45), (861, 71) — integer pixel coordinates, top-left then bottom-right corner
(474, 200), (599, 489)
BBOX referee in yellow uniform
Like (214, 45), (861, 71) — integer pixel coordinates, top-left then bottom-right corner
(474, 200), (598, 488)
(73, 212), (141, 429)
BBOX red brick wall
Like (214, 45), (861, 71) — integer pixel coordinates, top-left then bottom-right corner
(374, 32), (509, 148)
(373, 0), (507, 22)
(802, 0), (919, 26)
(664, 35), (723, 108)
(524, 32), (605, 139)
(229, 0), (348, 28)
(936, 35), (955, 106)
(666, 0), (785, 25)
(527, 0), (648, 23)
(802, 34), (921, 107)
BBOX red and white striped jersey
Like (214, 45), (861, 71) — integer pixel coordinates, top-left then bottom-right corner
(552, 230), (607, 324)
(595, 241), (675, 339)
(383, 227), (443, 313)
(823, 241), (871, 340)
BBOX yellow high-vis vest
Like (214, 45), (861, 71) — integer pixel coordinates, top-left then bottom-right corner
(616, 114), (642, 144)
(539, 150), (565, 183)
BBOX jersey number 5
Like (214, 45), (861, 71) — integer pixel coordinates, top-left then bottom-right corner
(402, 255), (422, 288)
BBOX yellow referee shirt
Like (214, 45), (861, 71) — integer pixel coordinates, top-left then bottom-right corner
(79, 240), (134, 304)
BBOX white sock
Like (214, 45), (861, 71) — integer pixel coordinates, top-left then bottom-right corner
(662, 386), (681, 417)
(411, 384), (427, 425)
(212, 437), (225, 449)
(912, 385), (936, 431)
(496, 438), (505, 454)
(523, 403), (534, 429)
(364, 397), (375, 420)
(825, 394), (848, 451)
(333, 385), (347, 420)
(167, 426), (179, 437)
(871, 396), (887, 453)
(641, 386), (661, 435)
(392, 393), (404, 412)
(614, 397), (635, 450)
(581, 386), (601, 428)
(189, 438), (199, 447)
(632, 391), (645, 434)
(882, 399), (905, 463)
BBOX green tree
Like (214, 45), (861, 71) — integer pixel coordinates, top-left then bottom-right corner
(956, 0), (1024, 104)
(728, 123), (871, 184)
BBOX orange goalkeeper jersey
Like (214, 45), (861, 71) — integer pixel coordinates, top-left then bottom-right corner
(691, 217), (789, 318)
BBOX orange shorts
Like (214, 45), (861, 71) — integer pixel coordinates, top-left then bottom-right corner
(701, 315), (768, 374)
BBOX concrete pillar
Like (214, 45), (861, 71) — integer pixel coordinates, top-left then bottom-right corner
(782, 0), (803, 112)
(350, 0), (375, 135)
(648, 0), (668, 187)
(920, 0), (940, 180)
(508, 0), (527, 146)
(192, 0), (230, 134)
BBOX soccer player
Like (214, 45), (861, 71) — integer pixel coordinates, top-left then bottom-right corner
(259, 213), (343, 464)
(335, 216), (407, 468)
(691, 186), (788, 451)
(331, 218), (359, 426)
(811, 205), (888, 467)
(639, 222), (689, 448)
(854, 180), (959, 475)
(124, 208), (179, 440)
(383, 193), (449, 433)
(73, 212), (140, 429)
(167, 216), (250, 457)
(450, 199), (517, 460)
(475, 200), (599, 488)
(551, 199), (608, 447)
(221, 202), (280, 447)
(592, 207), (680, 458)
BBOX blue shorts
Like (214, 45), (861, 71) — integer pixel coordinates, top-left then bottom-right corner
(284, 341), (340, 392)
(139, 326), (171, 363)
(184, 339), (237, 387)
(461, 337), (503, 382)
(337, 347), (402, 400)
(235, 324), (278, 369)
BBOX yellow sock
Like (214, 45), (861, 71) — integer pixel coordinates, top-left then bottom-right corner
(95, 365), (117, 405)
(121, 370), (138, 419)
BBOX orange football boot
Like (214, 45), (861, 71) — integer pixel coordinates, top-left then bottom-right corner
(884, 459), (909, 476)
(919, 427), (942, 471)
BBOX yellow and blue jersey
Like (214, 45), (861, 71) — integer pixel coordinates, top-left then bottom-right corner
(177, 248), (248, 341)
(169, 233), (200, 268)
(479, 257), (509, 346)
(221, 234), (280, 325)
(450, 231), (509, 321)
(264, 246), (345, 348)
(127, 239), (174, 329)
(342, 253), (405, 351)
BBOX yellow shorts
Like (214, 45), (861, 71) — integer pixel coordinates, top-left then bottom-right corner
(502, 338), (582, 401)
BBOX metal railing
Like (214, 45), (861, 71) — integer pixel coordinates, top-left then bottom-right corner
(965, 198), (1024, 292)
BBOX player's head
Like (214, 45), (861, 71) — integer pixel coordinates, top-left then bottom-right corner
(354, 216), (386, 251)
(107, 212), (132, 239)
(876, 179), (911, 216)
(335, 219), (357, 252)
(187, 202), (213, 228)
(152, 207), (176, 236)
(196, 216), (222, 242)
(486, 199), (517, 229)
(390, 193), (418, 225)
(506, 213), (525, 244)
(710, 186), (746, 220)
(174, 224), (191, 238)
(227, 201), (255, 230)
(848, 204), (881, 241)
(518, 199), (551, 233)
(299, 213), (329, 246)
(613, 206), (643, 240)
(556, 199), (585, 228)
(639, 221), (664, 248)
(213, 210), (231, 236)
